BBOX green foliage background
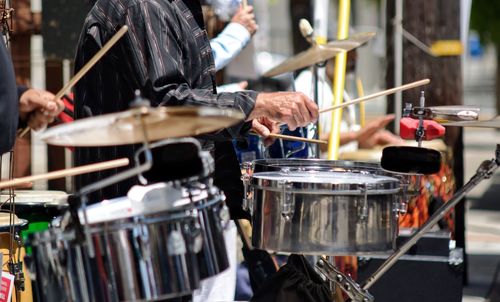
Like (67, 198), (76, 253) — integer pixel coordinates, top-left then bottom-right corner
(470, 0), (500, 47)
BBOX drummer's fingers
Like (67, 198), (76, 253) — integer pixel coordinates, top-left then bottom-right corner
(376, 114), (395, 128)
(302, 96), (319, 122)
(292, 101), (308, 127)
(252, 119), (271, 137)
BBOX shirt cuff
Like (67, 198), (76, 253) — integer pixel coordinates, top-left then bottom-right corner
(217, 90), (258, 139)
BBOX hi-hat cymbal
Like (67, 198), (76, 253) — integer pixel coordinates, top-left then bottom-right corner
(441, 116), (500, 128)
(41, 106), (245, 147)
(263, 32), (375, 78)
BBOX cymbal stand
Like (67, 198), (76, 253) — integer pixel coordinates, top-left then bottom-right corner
(75, 92), (154, 258)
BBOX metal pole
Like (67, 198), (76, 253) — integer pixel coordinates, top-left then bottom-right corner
(327, 0), (350, 160)
(394, 0), (403, 134)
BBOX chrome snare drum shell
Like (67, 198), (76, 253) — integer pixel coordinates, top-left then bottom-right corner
(250, 167), (401, 255)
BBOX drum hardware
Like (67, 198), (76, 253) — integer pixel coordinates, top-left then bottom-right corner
(18, 25), (130, 138)
(441, 115), (500, 128)
(315, 257), (373, 302)
(278, 179), (294, 221)
(0, 0), (13, 46)
(360, 144), (500, 293)
(133, 137), (215, 186)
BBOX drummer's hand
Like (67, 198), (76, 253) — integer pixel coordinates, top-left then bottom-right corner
(252, 117), (280, 146)
(248, 92), (318, 131)
(19, 89), (65, 131)
(232, 5), (258, 36)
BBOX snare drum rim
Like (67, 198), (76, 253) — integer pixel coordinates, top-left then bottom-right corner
(251, 158), (384, 173)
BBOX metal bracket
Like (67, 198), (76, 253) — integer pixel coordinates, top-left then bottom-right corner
(315, 257), (373, 302)
(279, 180), (294, 221)
(241, 161), (253, 212)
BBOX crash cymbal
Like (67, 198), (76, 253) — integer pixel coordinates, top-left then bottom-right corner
(41, 106), (245, 147)
(263, 32), (375, 78)
(441, 116), (500, 128)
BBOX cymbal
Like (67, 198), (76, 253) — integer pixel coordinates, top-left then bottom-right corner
(441, 116), (500, 128)
(41, 106), (245, 147)
(263, 32), (375, 78)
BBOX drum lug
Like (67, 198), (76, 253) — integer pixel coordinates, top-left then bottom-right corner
(241, 161), (253, 212)
(358, 184), (369, 222)
(279, 180), (294, 221)
(315, 257), (374, 302)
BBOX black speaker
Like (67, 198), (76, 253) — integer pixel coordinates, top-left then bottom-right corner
(358, 231), (464, 302)
(42, 0), (90, 59)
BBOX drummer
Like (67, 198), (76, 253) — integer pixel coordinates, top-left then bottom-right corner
(73, 0), (318, 216)
(0, 41), (64, 155)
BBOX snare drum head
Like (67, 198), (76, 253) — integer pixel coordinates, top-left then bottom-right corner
(252, 158), (382, 174)
(0, 212), (28, 231)
(0, 190), (68, 207)
(252, 170), (400, 193)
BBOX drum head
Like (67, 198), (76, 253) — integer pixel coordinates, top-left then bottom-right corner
(252, 170), (400, 194)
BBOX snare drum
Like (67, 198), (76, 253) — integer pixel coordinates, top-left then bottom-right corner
(245, 159), (401, 255)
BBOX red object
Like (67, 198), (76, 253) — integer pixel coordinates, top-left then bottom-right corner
(0, 271), (14, 302)
(400, 117), (446, 140)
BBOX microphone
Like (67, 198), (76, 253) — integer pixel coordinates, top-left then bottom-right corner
(299, 18), (314, 45)
(381, 146), (442, 175)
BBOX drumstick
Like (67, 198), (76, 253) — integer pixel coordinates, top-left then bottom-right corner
(0, 158), (129, 189)
(319, 79), (430, 114)
(250, 132), (327, 145)
(242, 0), (248, 8)
(18, 25), (130, 138)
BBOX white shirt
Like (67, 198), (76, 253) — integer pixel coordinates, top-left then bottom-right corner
(294, 69), (359, 155)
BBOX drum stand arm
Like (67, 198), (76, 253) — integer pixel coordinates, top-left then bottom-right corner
(315, 257), (374, 302)
(362, 144), (500, 291)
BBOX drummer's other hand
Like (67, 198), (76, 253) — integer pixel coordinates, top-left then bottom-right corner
(249, 92), (318, 131)
(19, 89), (65, 130)
(232, 5), (258, 36)
(356, 114), (394, 141)
(252, 117), (280, 146)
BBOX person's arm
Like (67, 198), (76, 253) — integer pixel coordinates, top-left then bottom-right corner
(116, 2), (257, 138)
(0, 42), (19, 154)
(210, 6), (257, 71)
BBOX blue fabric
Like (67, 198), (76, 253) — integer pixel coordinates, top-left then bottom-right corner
(210, 22), (251, 71)
(235, 262), (253, 301)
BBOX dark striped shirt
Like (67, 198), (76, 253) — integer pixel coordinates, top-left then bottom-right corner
(74, 0), (257, 214)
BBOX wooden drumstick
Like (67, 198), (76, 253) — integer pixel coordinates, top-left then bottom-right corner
(242, 0), (248, 8)
(18, 25), (130, 138)
(319, 78), (430, 114)
(0, 158), (129, 189)
(251, 132), (327, 145)
(276, 79), (430, 128)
